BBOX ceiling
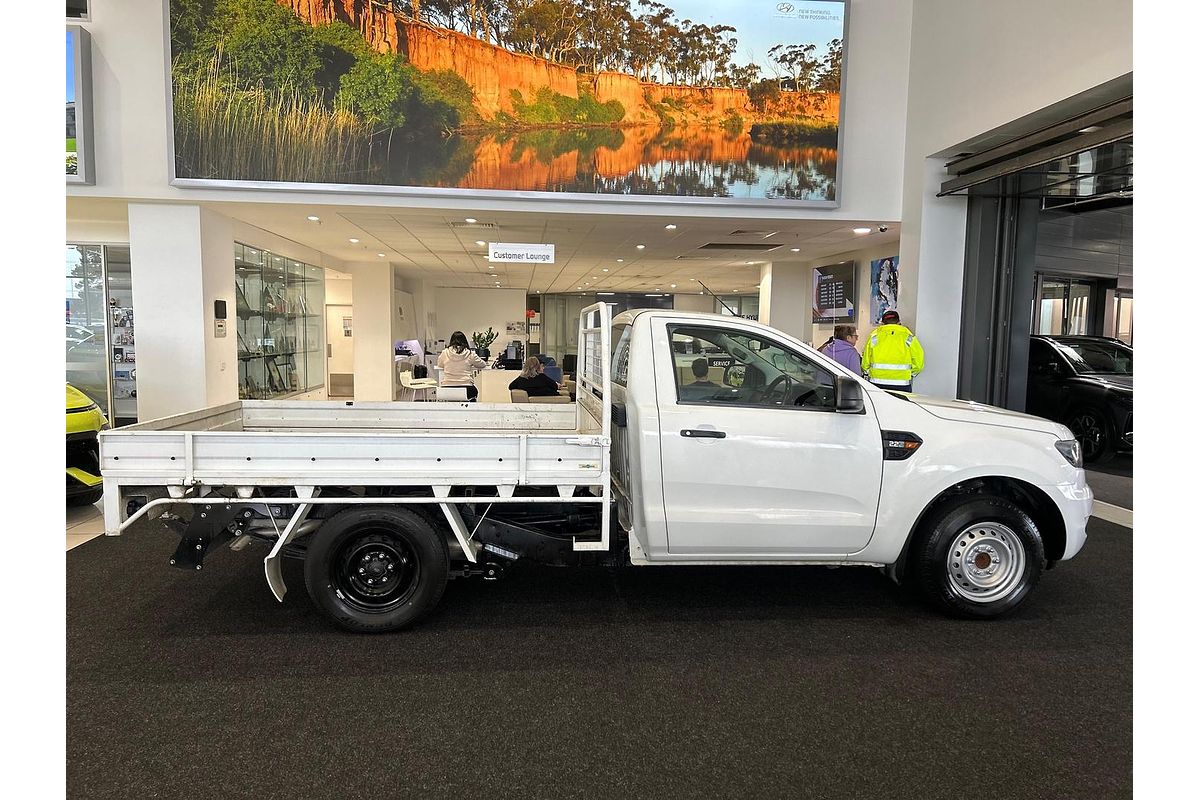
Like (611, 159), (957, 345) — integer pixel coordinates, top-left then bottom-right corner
(208, 202), (900, 296)
(67, 197), (900, 295)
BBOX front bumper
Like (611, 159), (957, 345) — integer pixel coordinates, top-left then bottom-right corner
(1045, 472), (1093, 561)
(66, 430), (103, 494)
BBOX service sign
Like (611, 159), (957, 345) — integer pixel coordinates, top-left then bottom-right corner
(488, 243), (555, 264)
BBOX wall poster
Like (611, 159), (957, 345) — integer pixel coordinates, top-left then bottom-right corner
(167, 0), (847, 203)
(812, 260), (855, 322)
(66, 25), (95, 184)
(870, 255), (899, 324)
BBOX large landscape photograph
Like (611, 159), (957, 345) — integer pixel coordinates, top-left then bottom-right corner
(169, 0), (846, 200)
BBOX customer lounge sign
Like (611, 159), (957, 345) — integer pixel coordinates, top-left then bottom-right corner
(488, 243), (556, 264)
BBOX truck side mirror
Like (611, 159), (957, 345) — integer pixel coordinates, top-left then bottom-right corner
(835, 377), (865, 413)
(724, 364), (746, 387)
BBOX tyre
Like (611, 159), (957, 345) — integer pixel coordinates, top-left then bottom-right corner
(67, 486), (104, 507)
(1066, 406), (1114, 464)
(912, 495), (1044, 618)
(304, 506), (449, 633)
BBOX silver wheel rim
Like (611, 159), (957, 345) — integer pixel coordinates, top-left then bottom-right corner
(945, 522), (1026, 603)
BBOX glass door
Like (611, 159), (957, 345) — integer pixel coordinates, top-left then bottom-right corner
(65, 244), (109, 416)
(1034, 275), (1098, 336)
(1115, 292), (1133, 343)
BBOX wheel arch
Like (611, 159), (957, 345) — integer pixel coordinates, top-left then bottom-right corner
(891, 476), (1067, 583)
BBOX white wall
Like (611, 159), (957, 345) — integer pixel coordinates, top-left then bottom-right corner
(899, 0), (1132, 396)
(433, 288), (527, 351)
(325, 273), (353, 305)
(127, 203), (236, 418)
(393, 290), (417, 341)
(66, 0), (911, 224)
(804, 242), (905, 346)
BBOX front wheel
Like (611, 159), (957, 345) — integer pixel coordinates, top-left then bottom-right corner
(304, 506), (449, 633)
(1067, 406), (1114, 464)
(911, 496), (1044, 618)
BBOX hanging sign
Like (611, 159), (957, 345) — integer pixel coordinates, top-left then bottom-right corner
(488, 243), (555, 264)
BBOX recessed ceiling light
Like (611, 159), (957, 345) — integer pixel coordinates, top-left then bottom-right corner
(475, 240), (486, 246)
(602, 268), (609, 272)
(577, 286), (582, 289)
(689, 278), (696, 281)
(853, 227), (872, 234)
(670, 283), (677, 288)
(349, 238), (359, 244)
(536, 290), (541, 294)
(665, 224), (677, 230)
(636, 244), (646, 250)
(488, 264), (494, 269)
(465, 217), (477, 224)
(617, 259), (625, 263)
(307, 215), (320, 221)
(377, 253), (386, 258)
(790, 247), (800, 252)
(597, 292), (615, 296)
(745, 261), (756, 265)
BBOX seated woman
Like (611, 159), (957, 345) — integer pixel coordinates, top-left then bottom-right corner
(508, 357), (562, 397)
(437, 331), (486, 401)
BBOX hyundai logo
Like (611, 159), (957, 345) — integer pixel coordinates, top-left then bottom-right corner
(777, 2), (795, 12)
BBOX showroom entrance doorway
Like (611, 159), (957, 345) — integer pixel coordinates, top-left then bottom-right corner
(940, 74), (1132, 411)
(326, 304), (354, 398)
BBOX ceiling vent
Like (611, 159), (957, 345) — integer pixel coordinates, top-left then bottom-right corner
(675, 254), (715, 260)
(450, 221), (499, 230)
(697, 242), (782, 252)
(726, 229), (779, 238)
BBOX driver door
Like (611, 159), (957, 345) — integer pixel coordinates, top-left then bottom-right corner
(654, 319), (883, 557)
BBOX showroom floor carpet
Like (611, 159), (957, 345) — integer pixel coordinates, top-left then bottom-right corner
(68, 520), (1131, 800)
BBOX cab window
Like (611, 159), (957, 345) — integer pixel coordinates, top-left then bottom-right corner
(667, 324), (836, 410)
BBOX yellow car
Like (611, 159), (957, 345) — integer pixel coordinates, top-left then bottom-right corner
(67, 383), (107, 506)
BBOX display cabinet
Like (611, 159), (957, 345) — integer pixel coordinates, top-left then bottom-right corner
(234, 243), (325, 399)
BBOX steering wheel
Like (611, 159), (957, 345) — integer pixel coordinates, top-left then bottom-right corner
(758, 373), (794, 404)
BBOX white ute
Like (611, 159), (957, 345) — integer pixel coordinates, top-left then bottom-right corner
(100, 304), (1092, 632)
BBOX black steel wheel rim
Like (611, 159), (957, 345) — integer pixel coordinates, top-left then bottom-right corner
(331, 529), (420, 613)
(1068, 411), (1107, 459)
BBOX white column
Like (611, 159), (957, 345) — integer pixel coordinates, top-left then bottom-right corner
(758, 261), (810, 343)
(128, 204), (236, 419)
(348, 263), (397, 400)
(903, 157), (969, 398)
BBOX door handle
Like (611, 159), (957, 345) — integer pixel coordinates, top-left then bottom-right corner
(327, 343), (332, 358)
(681, 429), (726, 439)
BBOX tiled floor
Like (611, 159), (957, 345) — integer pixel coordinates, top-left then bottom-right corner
(66, 502), (105, 551)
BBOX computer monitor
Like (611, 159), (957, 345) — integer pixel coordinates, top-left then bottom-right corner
(394, 339), (423, 358)
(561, 354), (577, 374)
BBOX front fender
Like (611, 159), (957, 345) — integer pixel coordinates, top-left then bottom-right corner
(855, 416), (1086, 565)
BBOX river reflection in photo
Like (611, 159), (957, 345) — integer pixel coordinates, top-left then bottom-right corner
(384, 125), (838, 200)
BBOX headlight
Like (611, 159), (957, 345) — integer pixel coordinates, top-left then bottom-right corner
(1055, 438), (1082, 468)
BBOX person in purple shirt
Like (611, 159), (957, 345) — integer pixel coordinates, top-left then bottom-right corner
(819, 325), (862, 374)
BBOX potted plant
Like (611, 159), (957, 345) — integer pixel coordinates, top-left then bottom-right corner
(471, 327), (498, 360)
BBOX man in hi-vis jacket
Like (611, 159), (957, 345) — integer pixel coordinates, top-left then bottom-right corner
(861, 310), (924, 392)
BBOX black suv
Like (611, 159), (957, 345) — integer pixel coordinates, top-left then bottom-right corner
(1026, 335), (1132, 463)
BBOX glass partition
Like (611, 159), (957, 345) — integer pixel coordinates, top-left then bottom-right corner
(235, 242), (324, 399)
(65, 244), (108, 415)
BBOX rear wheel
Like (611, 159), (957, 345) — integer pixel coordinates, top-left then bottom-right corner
(912, 495), (1044, 618)
(304, 506), (449, 633)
